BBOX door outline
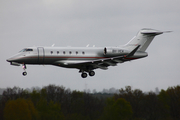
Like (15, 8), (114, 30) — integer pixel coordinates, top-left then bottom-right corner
(37, 47), (45, 63)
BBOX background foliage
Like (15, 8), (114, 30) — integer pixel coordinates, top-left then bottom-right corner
(0, 85), (180, 120)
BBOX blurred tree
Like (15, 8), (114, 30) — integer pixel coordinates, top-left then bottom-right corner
(0, 87), (30, 120)
(92, 89), (97, 94)
(114, 86), (144, 119)
(83, 93), (104, 120)
(40, 88), (47, 99)
(30, 89), (41, 106)
(48, 101), (65, 120)
(2, 87), (24, 100)
(36, 98), (64, 120)
(142, 92), (161, 120)
(166, 85), (180, 119)
(3, 84), (180, 120)
(3, 98), (38, 120)
(65, 113), (90, 120)
(70, 91), (84, 114)
(101, 98), (132, 120)
(158, 89), (171, 119)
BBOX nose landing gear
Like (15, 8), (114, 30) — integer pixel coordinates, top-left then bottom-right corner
(22, 64), (27, 76)
(22, 71), (27, 76)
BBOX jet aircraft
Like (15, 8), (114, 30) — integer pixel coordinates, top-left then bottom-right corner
(6, 28), (169, 78)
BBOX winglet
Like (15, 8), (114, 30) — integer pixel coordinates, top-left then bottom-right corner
(126, 45), (140, 57)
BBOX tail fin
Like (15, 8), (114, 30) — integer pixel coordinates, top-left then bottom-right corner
(124, 28), (164, 52)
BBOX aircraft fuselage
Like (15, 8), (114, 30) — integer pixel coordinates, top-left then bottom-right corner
(7, 46), (147, 67)
(7, 28), (167, 78)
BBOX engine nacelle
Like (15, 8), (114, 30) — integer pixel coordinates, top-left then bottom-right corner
(104, 47), (125, 55)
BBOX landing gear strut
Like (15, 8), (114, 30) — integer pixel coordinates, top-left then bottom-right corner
(22, 64), (27, 76)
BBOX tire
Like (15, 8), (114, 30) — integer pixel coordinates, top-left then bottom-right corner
(22, 72), (27, 76)
(89, 71), (95, 76)
(81, 73), (87, 78)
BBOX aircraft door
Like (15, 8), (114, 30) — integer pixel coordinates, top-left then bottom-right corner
(37, 47), (44, 63)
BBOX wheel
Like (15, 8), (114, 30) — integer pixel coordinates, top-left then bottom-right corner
(81, 73), (87, 78)
(22, 72), (27, 76)
(89, 71), (95, 76)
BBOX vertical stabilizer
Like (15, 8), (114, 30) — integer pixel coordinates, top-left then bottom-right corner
(125, 28), (164, 52)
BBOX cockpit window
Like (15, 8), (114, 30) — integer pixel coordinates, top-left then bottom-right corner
(19, 48), (33, 52)
(19, 49), (26, 52)
(26, 49), (33, 51)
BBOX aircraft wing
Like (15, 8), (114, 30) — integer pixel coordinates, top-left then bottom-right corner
(77, 55), (126, 70)
(58, 45), (141, 71)
(78, 45), (141, 69)
(53, 54), (127, 70)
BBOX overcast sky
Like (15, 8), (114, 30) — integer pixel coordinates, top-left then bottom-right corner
(1, 0), (180, 92)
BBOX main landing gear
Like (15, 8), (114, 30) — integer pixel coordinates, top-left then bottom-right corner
(80, 71), (95, 78)
(22, 64), (27, 76)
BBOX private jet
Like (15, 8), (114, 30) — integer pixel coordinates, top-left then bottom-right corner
(6, 28), (170, 78)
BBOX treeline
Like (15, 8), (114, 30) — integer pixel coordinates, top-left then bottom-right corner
(0, 85), (180, 120)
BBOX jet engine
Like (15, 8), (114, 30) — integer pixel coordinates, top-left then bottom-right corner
(104, 47), (125, 55)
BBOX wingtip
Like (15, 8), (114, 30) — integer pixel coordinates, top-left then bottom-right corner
(163, 31), (172, 33)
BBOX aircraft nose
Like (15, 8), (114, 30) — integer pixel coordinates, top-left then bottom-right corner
(6, 56), (16, 62)
(6, 53), (20, 62)
(7, 53), (23, 63)
(6, 58), (12, 62)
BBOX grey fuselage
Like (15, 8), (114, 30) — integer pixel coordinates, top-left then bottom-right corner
(7, 28), (166, 77)
(7, 46), (147, 69)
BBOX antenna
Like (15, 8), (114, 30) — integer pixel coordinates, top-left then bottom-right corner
(51, 44), (55, 47)
(86, 44), (89, 47)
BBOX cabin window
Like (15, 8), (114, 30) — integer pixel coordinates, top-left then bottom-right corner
(76, 51), (78, 54)
(69, 51), (72, 54)
(82, 51), (85, 55)
(51, 51), (53, 54)
(63, 51), (65, 54)
(57, 51), (59, 54)
(112, 50), (117, 53)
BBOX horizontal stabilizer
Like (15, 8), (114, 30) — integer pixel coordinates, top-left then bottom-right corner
(141, 29), (172, 36)
(163, 31), (172, 33)
(124, 28), (171, 52)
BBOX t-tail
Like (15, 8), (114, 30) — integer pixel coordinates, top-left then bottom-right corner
(124, 28), (170, 52)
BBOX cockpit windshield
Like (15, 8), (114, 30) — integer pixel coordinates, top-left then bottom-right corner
(19, 48), (33, 52)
